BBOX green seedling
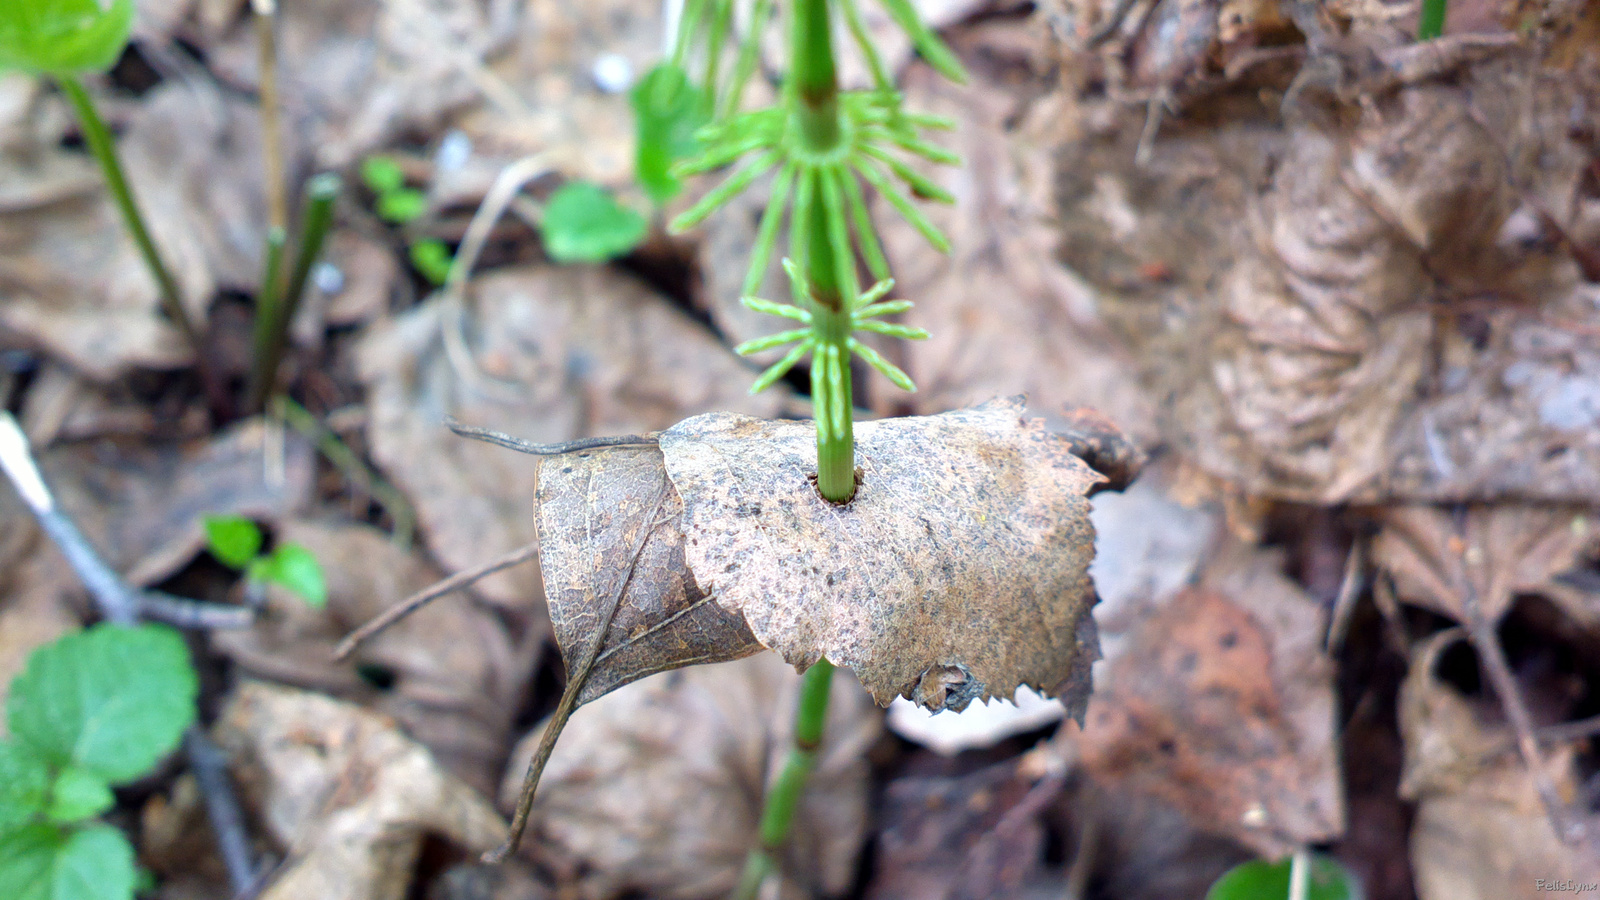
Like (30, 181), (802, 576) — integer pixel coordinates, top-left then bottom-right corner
(0, 624), (198, 900)
(631, 62), (708, 203)
(203, 514), (328, 609)
(1207, 853), (1363, 900)
(1417, 0), (1448, 39)
(539, 180), (647, 264)
(361, 154), (452, 285)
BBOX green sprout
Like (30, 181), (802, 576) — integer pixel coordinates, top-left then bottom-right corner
(1206, 853), (1361, 900)
(539, 180), (648, 264)
(203, 514), (328, 609)
(0, 624), (198, 900)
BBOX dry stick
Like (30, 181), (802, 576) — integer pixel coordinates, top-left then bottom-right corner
(1451, 508), (1585, 845)
(253, 0), (288, 235)
(332, 541), (540, 660)
(0, 412), (260, 895)
(484, 487), (673, 863)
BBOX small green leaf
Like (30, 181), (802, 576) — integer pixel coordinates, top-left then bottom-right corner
(203, 514), (261, 569)
(6, 625), (197, 784)
(409, 238), (453, 286)
(0, 0), (134, 76)
(631, 63), (707, 204)
(256, 543), (328, 609)
(359, 156), (406, 194)
(45, 767), (112, 824)
(540, 181), (648, 263)
(1206, 855), (1361, 900)
(377, 187), (428, 224)
(0, 741), (50, 829)
(0, 823), (137, 900)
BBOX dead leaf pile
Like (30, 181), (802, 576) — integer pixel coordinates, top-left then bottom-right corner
(505, 654), (880, 900)
(1052, 15), (1600, 504)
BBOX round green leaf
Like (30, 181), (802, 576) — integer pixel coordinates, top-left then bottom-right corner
(0, 823), (60, 899)
(0, 0), (134, 76)
(377, 187), (428, 224)
(261, 543), (327, 609)
(54, 825), (135, 900)
(1206, 855), (1362, 900)
(45, 767), (113, 824)
(359, 155), (406, 194)
(6, 625), (198, 784)
(202, 514), (262, 569)
(631, 64), (706, 204)
(0, 741), (50, 829)
(408, 238), (453, 286)
(540, 181), (647, 264)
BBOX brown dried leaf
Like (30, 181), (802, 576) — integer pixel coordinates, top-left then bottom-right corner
(215, 682), (507, 900)
(535, 443), (763, 704)
(505, 654), (880, 900)
(208, 0), (489, 168)
(868, 757), (1064, 900)
(1074, 543), (1344, 857)
(660, 397), (1106, 711)
(1054, 25), (1600, 504)
(1398, 631), (1600, 898)
(1373, 505), (1597, 628)
(37, 419), (313, 585)
(0, 486), (77, 737)
(212, 520), (527, 794)
(355, 263), (785, 606)
(878, 33), (1155, 441)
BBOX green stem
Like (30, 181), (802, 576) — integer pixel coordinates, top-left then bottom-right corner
(790, 0), (842, 150)
(57, 75), (201, 352)
(1417, 0), (1447, 39)
(734, 658), (835, 900)
(247, 174), (339, 413)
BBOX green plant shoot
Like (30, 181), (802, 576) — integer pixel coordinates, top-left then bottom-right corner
(0, 624), (198, 900)
(540, 180), (648, 263)
(204, 514), (328, 608)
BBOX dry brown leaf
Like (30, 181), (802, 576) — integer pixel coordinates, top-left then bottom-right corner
(1052, 19), (1600, 504)
(215, 681), (507, 900)
(207, 0), (492, 169)
(1398, 630), (1600, 899)
(659, 397), (1108, 711)
(1073, 542), (1344, 858)
(535, 443), (763, 704)
(505, 654), (880, 900)
(355, 263), (786, 606)
(212, 520), (528, 794)
(1373, 505), (1598, 628)
(878, 29), (1156, 441)
(37, 418), (313, 586)
(868, 756), (1064, 900)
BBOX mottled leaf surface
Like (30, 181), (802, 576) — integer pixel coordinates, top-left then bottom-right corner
(534, 444), (762, 704)
(659, 397), (1105, 710)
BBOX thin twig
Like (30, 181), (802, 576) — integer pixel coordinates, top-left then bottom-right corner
(0, 412), (260, 891)
(447, 420), (659, 455)
(138, 592), (257, 630)
(253, 0), (288, 235)
(274, 396), (414, 547)
(1288, 848), (1310, 900)
(333, 541), (539, 660)
(483, 487), (673, 863)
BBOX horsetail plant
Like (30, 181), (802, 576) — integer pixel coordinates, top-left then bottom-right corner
(665, 0), (966, 893)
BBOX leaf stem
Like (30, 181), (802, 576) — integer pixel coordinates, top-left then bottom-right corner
(734, 658), (835, 900)
(57, 75), (201, 354)
(246, 174), (339, 412)
(1417, 0), (1447, 40)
